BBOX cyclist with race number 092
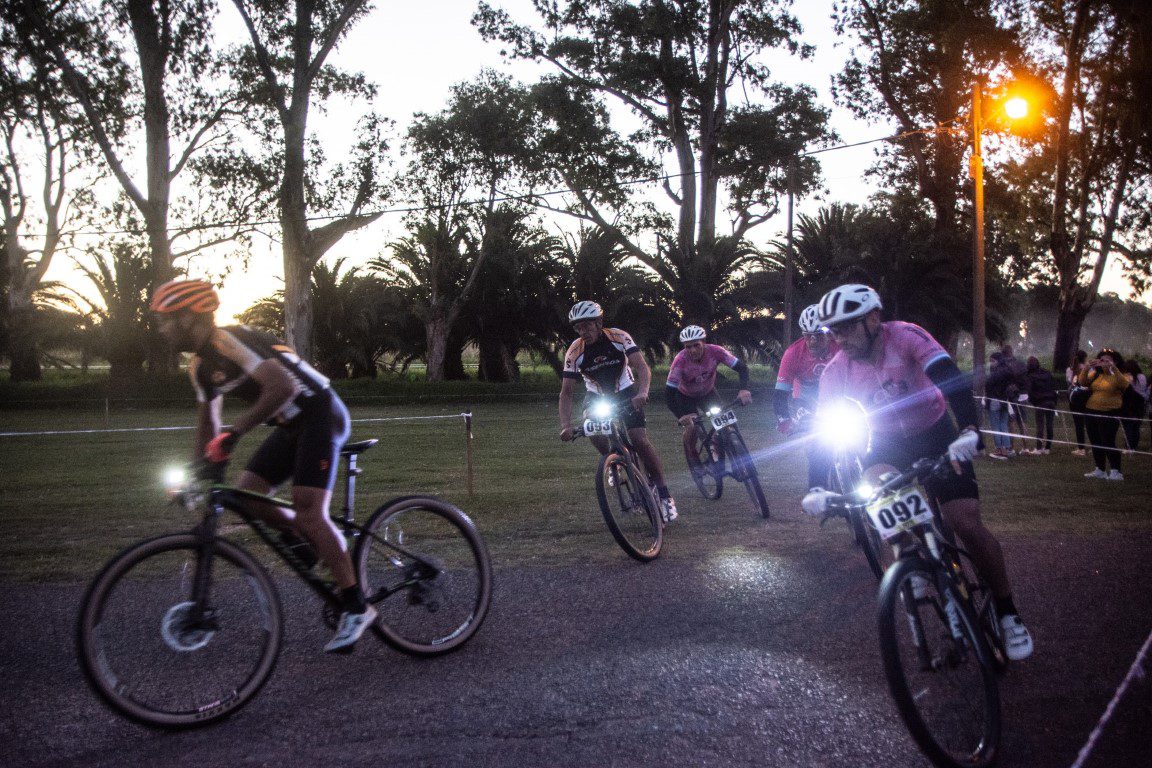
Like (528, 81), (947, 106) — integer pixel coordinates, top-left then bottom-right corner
(559, 301), (678, 523)
(802, 284), (1034, 661)
(774, 304), (840, 491)
(665, 324), (752, 460)
(150, 279), (375, 654)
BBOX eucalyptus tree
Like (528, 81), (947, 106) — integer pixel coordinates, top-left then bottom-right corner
(474, 0), (833, 326)
(1015, 0), (1152, 370)
(0, 19), (97, 381)
(224, 0), (389, 362)
(832, 0), (1022, 241)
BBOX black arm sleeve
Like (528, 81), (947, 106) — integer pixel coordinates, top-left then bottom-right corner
(925, 357), (981, 432)
(772, 387), (792, 420)
(730, 358), (750, 389)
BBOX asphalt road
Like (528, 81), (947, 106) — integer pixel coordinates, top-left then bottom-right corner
(2, 510), (1151, 768)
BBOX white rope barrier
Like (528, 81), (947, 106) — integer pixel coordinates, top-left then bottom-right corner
(979, 395), (1151, 455)
(1070, 627), (1152, 768)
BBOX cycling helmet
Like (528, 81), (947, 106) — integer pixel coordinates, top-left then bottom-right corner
(817, 284), (882, 327)
(798, 304), (824, 335)
(679, 325), (707, 343)
(568, 300), (603, 324)
(150, 279), (220, 314)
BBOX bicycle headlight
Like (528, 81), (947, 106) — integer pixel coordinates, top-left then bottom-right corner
(163, 466), (187, 492)
(854, 482), (875, 499)
(591, 400), (614, 419)
(707, 406), (722, 416)
(814, 400), (871, 452)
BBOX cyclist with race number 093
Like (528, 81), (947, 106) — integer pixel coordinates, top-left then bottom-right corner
(559, 301), (678, 523)
(774, 304), (840, 491)
(802, 284), (1034, 661)
(665, 324), (752, 460)
(151, 279), (375, 653)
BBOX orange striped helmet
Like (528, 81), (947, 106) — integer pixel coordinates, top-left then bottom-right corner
(150, 279), (220, 314)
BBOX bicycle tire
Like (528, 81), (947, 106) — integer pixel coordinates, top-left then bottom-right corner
(877, 557), (1000, 768)
(355, 496), (493, 656)
(831, 456), (888, 580)
(595, 452), (663, 561)
(949, 546), (1008, 672)
(686, 425), (723, 500)
(76, 534), (283, 729)
(726, 428), (770, 519)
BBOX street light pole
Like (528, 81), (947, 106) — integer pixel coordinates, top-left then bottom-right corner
(970, 80), (986, 398)
(784, 155), (796, 348)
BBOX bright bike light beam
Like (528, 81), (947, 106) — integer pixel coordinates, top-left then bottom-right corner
(163, 466), (186, 489)
(591, 400), (613, 419)
(814, 401), (871, 452)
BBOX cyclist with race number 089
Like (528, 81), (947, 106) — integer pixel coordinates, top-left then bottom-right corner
(802, 284), (1034, 661)
(559, 301), (678, 523)
(151, 279), (375, 654)
(665, 324), (752, 460)
(774, 304), (840, 492)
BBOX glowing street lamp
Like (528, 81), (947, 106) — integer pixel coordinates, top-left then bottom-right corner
(970, 80), (1035, 398)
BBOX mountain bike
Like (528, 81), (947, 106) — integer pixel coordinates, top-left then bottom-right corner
(572, 400), (663, 561)
(823, 454), (1006, 768)
(76, 439), (493, 729)
(684, 399), (769, 518)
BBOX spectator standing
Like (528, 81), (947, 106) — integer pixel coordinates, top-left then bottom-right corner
(1077, 348), (1130, 480)
(985, 352), (1014, 458)
(1025, 356), (1058, 454)
(1000, 345), (1029, 453)
(1121, 359), (1148, 453)
(1066, 349), (1089, 456)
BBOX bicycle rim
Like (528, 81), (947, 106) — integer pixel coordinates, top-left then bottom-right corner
(356, 497), (493, 656)
(596, 453), (662, 561)
(878, 558), (1000, 768)
(686, 428), (722, 500)
(76, 535), (282, 728)
(727, 429), (769, 518)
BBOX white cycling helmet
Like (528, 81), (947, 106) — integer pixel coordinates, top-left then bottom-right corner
(798, 304), (824, 335)
(679, 325), (707, 343)
(568, 300), (604, 324)
(818, 284), (882, 327)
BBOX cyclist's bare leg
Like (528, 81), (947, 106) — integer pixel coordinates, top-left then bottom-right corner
(628, 427), (667, 486)
(682, 420), (701, 463)
(292, 485), (356, 590)
(939, 497), (1011, 599)
(589, 434), (611, 456)
(235, 471), (356, 590)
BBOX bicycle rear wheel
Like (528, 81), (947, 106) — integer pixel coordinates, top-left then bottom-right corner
(355, 496), (492, 656)
(878, 557), (1000, 768)
(76, 534), (282, 729)
(596, 453), (663, 561)
(725, 428), (769, 519)
(686, 426), (723, 500)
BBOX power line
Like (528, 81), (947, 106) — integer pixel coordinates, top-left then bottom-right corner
(23, 123), (958, 239)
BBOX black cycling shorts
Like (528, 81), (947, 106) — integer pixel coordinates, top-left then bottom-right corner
(246, 389), (351, 490)
(667, 389), (722, 420)
(583, 384), (646, 430)
(867, 415), (979, 505)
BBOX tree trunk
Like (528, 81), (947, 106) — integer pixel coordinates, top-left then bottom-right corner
(425, 314), (451, 383)
(1052, 291), (1088, 374)
(6, 308), (41, 381)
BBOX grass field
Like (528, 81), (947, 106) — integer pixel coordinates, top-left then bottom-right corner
(1, 397), (1150, 582)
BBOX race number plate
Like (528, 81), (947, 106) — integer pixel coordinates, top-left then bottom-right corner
(583, 418), (613, 436)
(865, 484), (934, 541)
(710, 410), (738, 430)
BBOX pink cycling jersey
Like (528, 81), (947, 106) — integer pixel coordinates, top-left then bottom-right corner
(775, 336), (840, 404)
(818, 321), (951, 438)
(667, 344), (739, 399)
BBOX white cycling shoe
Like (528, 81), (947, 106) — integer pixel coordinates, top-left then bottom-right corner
(1000, 615), (1034, 661)
(325, 605), (378, 653)
(660, 496), (678, 523)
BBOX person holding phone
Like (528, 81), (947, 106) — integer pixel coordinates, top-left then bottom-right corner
(1076, 348), (1131, 480)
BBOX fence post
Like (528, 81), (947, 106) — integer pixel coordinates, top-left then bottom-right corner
(464, 411), (474, 499)
(104, 398), (110, 429)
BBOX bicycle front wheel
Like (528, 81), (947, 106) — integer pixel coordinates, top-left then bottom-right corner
(355, 497), (493, 656)
(686, 427), (723, 500)
(596, 453), (663, 561)
(76, 534), (283, 729)
(877, 557), (1000, 768)
(725, 428), (769, 519)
